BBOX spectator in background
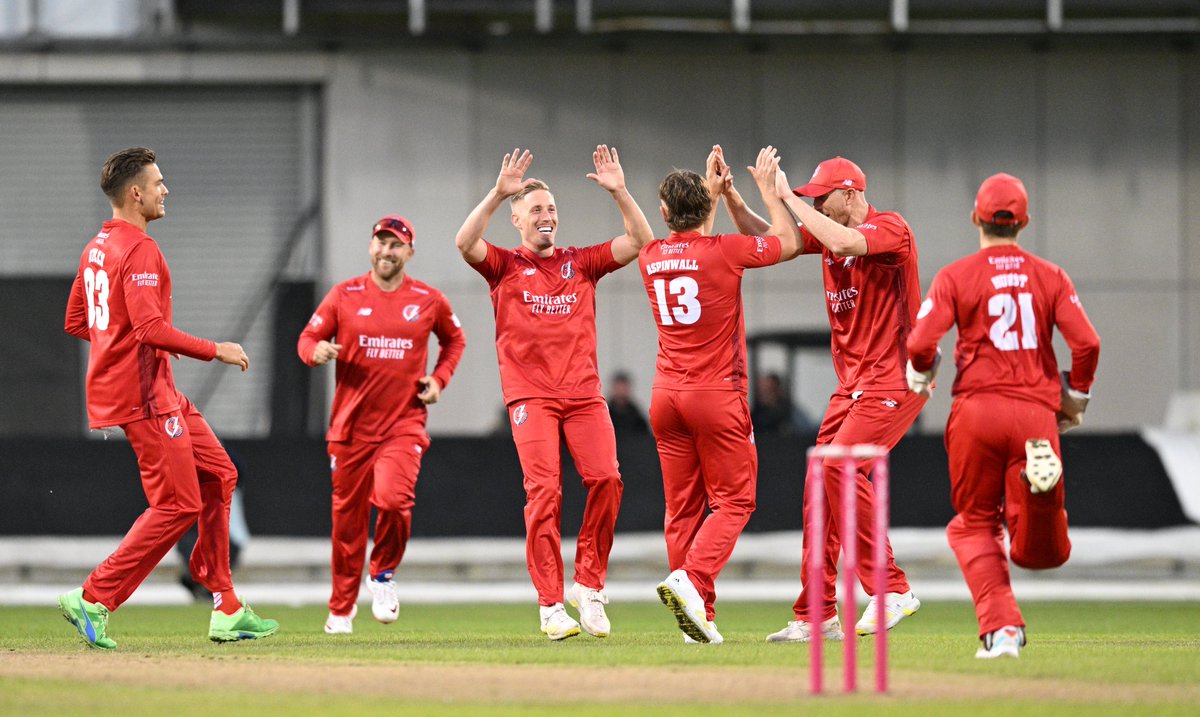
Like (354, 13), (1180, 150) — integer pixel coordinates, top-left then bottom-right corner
(606, 371), (649, 434)
(750, 372), (812, 435)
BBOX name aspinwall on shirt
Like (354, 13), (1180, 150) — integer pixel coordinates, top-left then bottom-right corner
(645, 259), (699, 275)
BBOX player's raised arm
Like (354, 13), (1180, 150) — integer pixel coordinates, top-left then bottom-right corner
(699, 145), (729, 236)
(588, 145), (653, 266)
(716, 146), (772, 237)
(747, 146), (801, 259)
(455, 148), (536, 264)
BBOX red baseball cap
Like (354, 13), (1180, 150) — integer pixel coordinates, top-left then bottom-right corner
(372, 214), (415, 244)
(973, 173), (1029, 226)
(793, 156), (867, 197)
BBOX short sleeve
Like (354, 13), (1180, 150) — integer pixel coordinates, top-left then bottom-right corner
(718, 233), (782, 270)
(575, 240), (623, 281)
(857, 214), (912, 264)
(467, 240), (513, 289)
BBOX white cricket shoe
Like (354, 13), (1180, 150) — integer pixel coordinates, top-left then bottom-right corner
(976, 625), (1025, 659)
(656, 569), (722, 644)
(855, 590), (921, 635)
(367, 577), (400, 624)
(1023, 439), (1063, 493)
(568, 582), (611, 638)
(539, 603), (581, 641)
(682, 625), (724, 645)
(765, 615), (845, 643)
(324, 605), (357, 635)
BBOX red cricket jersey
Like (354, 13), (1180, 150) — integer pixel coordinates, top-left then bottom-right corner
(907, 244), (1100, 410)
(64, 219), (216, 428)
(638, 231), (782, 393)
(800, 206), (921, 392)
(298, 273), (465, 442)
(469, 240), (621, 404)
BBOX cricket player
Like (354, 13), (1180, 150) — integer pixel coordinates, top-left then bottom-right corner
(720, 153), (924, 642)
(454, 146), (654, 640)
(298, 214), (465, 635)
(906, 172), (1100, 658)
(59, 147), (277, 649)
(648, 146), (800, 644)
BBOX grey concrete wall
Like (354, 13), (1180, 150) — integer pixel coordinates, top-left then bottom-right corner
(322, 44), (1198, 434)
(1, 42), (1193, 435)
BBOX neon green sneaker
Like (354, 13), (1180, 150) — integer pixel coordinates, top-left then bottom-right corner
(58, 587), (117, 650)
(209, 598), (279, 642)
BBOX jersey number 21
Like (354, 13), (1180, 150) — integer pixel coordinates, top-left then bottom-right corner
(988, 292), (1037, 351)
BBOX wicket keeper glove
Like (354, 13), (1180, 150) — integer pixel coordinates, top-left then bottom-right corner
(906, 348), (941, 398)
(1057, 371), (1090, 434)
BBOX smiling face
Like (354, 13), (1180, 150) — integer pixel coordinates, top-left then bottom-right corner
(133, 163), (169, 223)
(369, 231), (414, 286)
(511, 188), (558, 255)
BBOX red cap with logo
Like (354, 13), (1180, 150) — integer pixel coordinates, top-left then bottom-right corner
(793, 156), (867, 197)
(973, 173), (1029, 226)
(372, 214), (415, 244)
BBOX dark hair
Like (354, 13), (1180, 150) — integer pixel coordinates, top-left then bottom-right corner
(100, 147), (156, 203)
(658, 170), (711, 232)
(980, 210), (1022, 239)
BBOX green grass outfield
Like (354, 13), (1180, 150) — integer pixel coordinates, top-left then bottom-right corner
(2, 600), (1197, 716)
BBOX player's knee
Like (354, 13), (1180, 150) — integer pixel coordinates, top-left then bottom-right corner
(374, 494), (414, 513)
(171, 501), (202, 526)
(582, 471), (622, 494)
(523, 482), (562, 507)
(1012, 544), (1070, 570)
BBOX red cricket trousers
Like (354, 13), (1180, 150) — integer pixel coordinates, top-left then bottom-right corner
(84, 395), (237, 611)
(507, 396), (622, 606)
(945, 394), (1071, 637)
(651, 388), (757, 622)
(794, 389), (924, 621)
(327, 431), (430, 617)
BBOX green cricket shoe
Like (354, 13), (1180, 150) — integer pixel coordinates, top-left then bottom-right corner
(58, 587), (117, 650)
(209, 598), (279, 642)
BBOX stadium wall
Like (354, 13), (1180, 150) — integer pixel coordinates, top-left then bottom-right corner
(0, 42), (1196, 438)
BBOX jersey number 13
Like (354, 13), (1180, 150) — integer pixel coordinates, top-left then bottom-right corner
(653, 277), (702, 326)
